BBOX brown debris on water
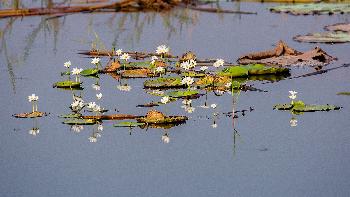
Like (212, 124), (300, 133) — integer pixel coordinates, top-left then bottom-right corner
(237, 40), (336, 67)
(180, 51), (197, 62)
(103, 60), (121, 73)
(13, 111), (48, 118)
(325, 23), (350, 32)
(121, 68), (151, 78)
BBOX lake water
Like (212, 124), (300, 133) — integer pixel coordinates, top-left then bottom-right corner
(0, 2), (350, 197)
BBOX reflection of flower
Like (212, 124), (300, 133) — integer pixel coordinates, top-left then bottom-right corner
(211, 104), (217, 109)
(213, 59), (224, 68)
(96, 93), (103, 100)
(185, 106), (195, 113)
(29, 128), (40, 136)
(161, 96), (170, 104)
(120, 53), (130, 61)
(181, 77), (194, 86)
(93, 105), (101, 112)
(117, 85), (132, 92)
(151, 56), (158, 64)
(116, 49), (123, 56)
(225, 82), (232, 88)
(98, 124), (103, 131)
(71, 125), (84, 133)
(200, 66), (208, 71)
(92, 84), (100, 91)
(182, 99), (192, 105)
(91, 57), (100, 65)
(290, 118), (298, 127)
(156, 45), (169, 55)
(161, 134), (170, 144)
(87, 102), (97, 109)
(28, 94), (39, 102)
(211, 123), (217, 128)
(289, 90), (297, 100)
(89, 136), (97, 143)
(64, 61), (71, 68)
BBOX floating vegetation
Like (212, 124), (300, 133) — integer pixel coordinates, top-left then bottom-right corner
(53, 80), (82, 88)
(13, 111), (48, 118)
(80, 68), (99, 76)
(294, 23), (350, 43)
(63, 118), (97, 125)
(237, 41), (336, 67)
(121, 68), (152, 78)
(136, 110), (188, 124)
(269, 3), (350, 15)
(218, 64), (289, 77)
(167, 90), (200, 98)
(113, 122), (146, 127)
(337, 92), (350, 96)
(144, 77), (185, 89)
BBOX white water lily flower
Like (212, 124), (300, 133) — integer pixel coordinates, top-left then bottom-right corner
(289, 90), (298, 100)
(200, 66), (208, 71)
(211, 123), (217, 128)
(213, 59), (225, 68)
(72, 67), (83, 75)
(181, 77), (194, 86)
(64, 61), (71, 68)
(97, 124), (103, 131)
(87, 102), (96, 109)
(117, 85), (132, 92)
(71, 100), (84, 109)
(156, 67), (165, 73)
(161, 134), (170, 144)
(161, 96), (170, 104)
(156, 45), (169, 54)
(211, 104), (217, 109)
(96, 93), (103, 100)
(71, 125), (84, 133)
(28, 94), (39, 102)
(185, 106), (195, 113)
(225, 82), (232, 88)
(92, 84), (101, 91)
(91, 57), (100, 65)
(290, 118), (298, 127)
(93, 105), (101, 112)
(180, 61), (191, 70)
(116, 49), (123, 56)
(120, 53), (130, 61)
(89, 136), (97, 143)
(182, 99), (192, 105)
(29, 128), (40, 136)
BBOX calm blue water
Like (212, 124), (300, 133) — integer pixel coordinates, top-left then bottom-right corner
(0, 2), (350, 197)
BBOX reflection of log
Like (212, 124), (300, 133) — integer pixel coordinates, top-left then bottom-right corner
(82, 114), (141, 120)
(180, 5), (257, 15)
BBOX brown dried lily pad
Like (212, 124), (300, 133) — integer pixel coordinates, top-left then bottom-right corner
(136, 110), (188, 124)
(325, 23), (350, 32)
(103, 61), (121, 73)
(237, 40), (336, 67)
(180, 51), (197, 62)
(121, 68), (151, 78)
(13, 111), (48, 118)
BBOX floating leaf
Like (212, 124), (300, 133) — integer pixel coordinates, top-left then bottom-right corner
(167, 90), (200, 98)
(269, 3), (350, 15)
(113, 121), (145, 127)
(58, 113), (82, 118)
(182, 71), (206, 78)
(80, 68), (99, 76)
(13, 111), (48, 118)
(121, 68), (151, 78)
(53, 80), (82, 88)
(244, 64), (289, 75)
(294, 32), (350, 43)
(337, 92), (350, 96)
(218, 66), (249, 77)
(62, 118), (97, 125)
(274, 100), (340, 113)
(144, 77), (185, 89)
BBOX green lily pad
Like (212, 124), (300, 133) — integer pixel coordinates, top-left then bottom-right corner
(294, 32), (350, 43)
(53, 80), (82, 88)
(274, 100), (341, 113)
(244, 64), (289, 75)
(80, 68), (99, 76)
(62, 118), (97, 125)
(58, 113), (82, 118)
(167, 90), (199, 98)
(269, 3), (350, 15)
(144, 77), (185, 89)
(337, 92), (350, 96)
(128, 61), (151, 68)
(218, 66), (249, 77)
(113, 121), (145, 127)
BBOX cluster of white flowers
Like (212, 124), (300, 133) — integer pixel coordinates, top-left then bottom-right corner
(120, 53), (130, 61)
(181, 77), (194, 86)
(213, 59), (225, 68)
(161, 96), (170, 104)
(180, 59), (197, 70)
(64, 61), (71, 68)
(28, 94), (39, 102)
(156, 45), (169, 55)
(117, 85), (132, 92)
(289, 90), (297, 100)
(71, 125), (84, 133)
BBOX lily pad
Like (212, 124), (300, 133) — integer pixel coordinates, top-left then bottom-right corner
(325, 23), (350, 33)
(167, 90), (200, 98)
(113, 121), (145, 127)
(337, 92), (350, 96)
(245, 64), (289, 75)
(62, 118), (97, 125)
(269, 3), (350, 15)
(13, 111), (48, 118)
(274, 100), (340, 113)
(121, 68), (151, 78)
(182, 71), (206, 78)
(218, 66), (249, 77)
(58, 113), (82, 118)
(144, 77), (185, 89)
(294, 32), (350, 43)
(53, 80), (82, 88)
(80, 68), (99, 76)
